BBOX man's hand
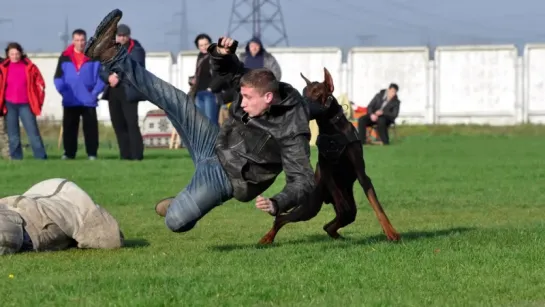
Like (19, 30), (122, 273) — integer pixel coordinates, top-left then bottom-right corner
(370, 114), (378, 122)
(255, 195), (277, 215)
(216, 37), (237, 55)
(375, 110), (383, 116)
(108, 73), (119, 87)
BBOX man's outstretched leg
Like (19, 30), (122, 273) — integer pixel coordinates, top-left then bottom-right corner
(84, 9), (216, 164)
(84, 10), (234, 232)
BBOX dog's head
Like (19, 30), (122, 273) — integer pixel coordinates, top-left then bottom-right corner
(301, 68), (338, 119)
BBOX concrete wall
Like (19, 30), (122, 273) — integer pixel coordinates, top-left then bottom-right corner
(28, 44), (545, 125)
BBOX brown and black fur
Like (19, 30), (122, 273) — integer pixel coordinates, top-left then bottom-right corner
(258, 68), (400, 244)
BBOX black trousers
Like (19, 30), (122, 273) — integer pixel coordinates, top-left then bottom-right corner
(62, 106), (99, 158)
(108, 87), (144, 160)
(358, 114), (392, 145)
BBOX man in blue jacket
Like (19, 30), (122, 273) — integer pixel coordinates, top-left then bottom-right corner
(100, 24), (146, 161)
(54, 29), (105, 160)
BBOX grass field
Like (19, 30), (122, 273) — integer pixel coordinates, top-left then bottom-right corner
(1, 125), (545, 306)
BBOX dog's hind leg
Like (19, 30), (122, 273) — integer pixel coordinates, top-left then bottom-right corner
(258, 168), (326, 245)
(348, 146), (400, 241)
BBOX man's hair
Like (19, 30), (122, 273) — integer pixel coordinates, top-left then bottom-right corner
(240, 68), (279, 96)
(72, 29), (87, 38)
(194, 33), (212, 48)
(388, 83), (399, 91)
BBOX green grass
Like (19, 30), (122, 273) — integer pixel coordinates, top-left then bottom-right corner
(1, 125), (545, 306)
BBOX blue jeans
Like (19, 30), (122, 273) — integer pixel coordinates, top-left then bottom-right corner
(5, 102), (47, 160)
(195, 91), (219, 126)
(103, 47), (233, 232)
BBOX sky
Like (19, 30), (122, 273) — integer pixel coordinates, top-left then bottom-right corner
(1, 0), (545, 56)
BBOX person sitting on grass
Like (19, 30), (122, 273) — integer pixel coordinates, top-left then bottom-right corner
(0, 178), (124, 255)
(83, 9), (316, 233)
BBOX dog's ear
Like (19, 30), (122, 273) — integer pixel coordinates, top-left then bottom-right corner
(300, 73), (311, 86)
(323, 67), (334, 93)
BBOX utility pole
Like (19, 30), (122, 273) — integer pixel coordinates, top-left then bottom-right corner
(58, 15), (70, 50)
(179, 0), (189, 50)
(166, 0), (190, 52)
(227, 0), (289, 47)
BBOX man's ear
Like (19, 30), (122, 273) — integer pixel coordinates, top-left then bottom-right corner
(264, 92), (274, 104)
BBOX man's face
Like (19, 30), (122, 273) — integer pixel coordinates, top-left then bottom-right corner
(197, 38), (210, 54)
(387, 88), (397, 100)
(116, 34), (130, 45)
(249, 42), (261, 56)
(72, 34), (86, 52)
(240, 86), (272, 117)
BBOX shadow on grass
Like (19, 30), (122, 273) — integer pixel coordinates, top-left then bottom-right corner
(36, 150), (191, 161)
(209, 226), (475, 252)
(123, 238), (150, 248)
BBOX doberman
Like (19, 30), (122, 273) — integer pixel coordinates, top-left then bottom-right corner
(258, 68), (400, 244)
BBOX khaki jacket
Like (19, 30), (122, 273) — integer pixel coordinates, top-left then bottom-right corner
(0, 178), (123, 253)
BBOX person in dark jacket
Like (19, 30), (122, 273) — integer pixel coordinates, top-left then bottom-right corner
(100, 24), (145, 160)
(357, 83), (401, 145)
(54, 29), (105, 160)
(238, 36), (282, 80)
(189, 33), (220, 125)
(84, 9), (315, 234)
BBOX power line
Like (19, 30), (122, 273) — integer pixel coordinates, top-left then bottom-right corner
(335, 0), (543, 43)
(298, 0), (529, 44)
(386, 0), (542, 38)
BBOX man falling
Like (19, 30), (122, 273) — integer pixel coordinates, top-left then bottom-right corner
(0, 178), (124, 255)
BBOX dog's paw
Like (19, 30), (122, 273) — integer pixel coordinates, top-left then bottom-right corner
(258, 235), (275, 245)
(323, 225), (342, 239)
(386, 231), (401, 241)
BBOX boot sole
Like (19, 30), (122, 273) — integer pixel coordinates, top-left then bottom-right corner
(84, 9), (123, 57)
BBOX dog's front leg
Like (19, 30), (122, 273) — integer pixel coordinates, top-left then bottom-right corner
(258, 167), (326, 245)
(322, 172), (352, 239)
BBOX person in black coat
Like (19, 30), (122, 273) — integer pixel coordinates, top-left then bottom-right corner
(100, 24), (146, 160)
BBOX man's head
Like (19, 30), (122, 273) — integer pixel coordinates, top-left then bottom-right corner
(240, 68), (279, 117)
(116, 24), (131, 45)
(72, 29), (87, 53)
(0, 209), (24, 255)
(387, 83), (399, 100)
(194, 33), (211, 54)
(247, 37), (263, 57)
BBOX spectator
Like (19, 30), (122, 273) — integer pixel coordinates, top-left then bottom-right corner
(357, 83), (401, 145)
(189, 33), (219, 125)
(0, 42), (47, 160)
(0, 56), (8, 160)
(54, 29), (105, 160)
(0, 116), (7, 159)
(239, 36), (282, 80)
(101, 24), (145, 160)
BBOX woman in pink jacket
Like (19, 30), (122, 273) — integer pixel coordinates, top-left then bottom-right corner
(0, 42), (47, 160)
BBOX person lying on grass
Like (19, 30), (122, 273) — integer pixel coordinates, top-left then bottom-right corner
(83, 9), (315, 233)
(0, 178), (124, 255)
